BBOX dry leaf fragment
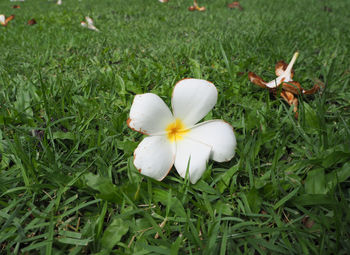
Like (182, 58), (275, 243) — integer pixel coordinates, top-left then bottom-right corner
(0, 14), (15, 26)
(5, 15), (15, 24)
(248, 72), (268, 89)
(280, 91), (298, 118)
(188, 0), (206, 12)
(28, 19), (36, 25)
(323, 6), (332, 12)
(303, 83), (321, 95)
(227, 2), (243, 10)
(302, 216), (315, 229)
(281, 81), (302, 95)
(188, 6), (196, 11)
(12, 5), (20, 9)
(154, 218), (167, 239)
(159, 0), (169, 2)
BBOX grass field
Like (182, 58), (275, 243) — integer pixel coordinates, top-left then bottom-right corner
(1, 0), (350, 254)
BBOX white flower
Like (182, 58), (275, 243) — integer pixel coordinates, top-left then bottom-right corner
(127, 79), (237, 184)
(81, 16), (99, 32)
(57, 0), (62, 5)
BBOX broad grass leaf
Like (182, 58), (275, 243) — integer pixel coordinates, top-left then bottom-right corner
(170, 235), (183, 255)
(326, 162), (350, 192)
(85, 173), (137, 203)
(291, 194), (337, 206)
(254, 170), (271, 189)
(101, 218), (129, 250)
(52, 131), (75, 140)
(13, 89), (33, 117)
(217, 165), (239, 193)
(273, 187), (300, 210)
(322, 151), (350, 168)
(193, 180), (217, 194)
(117, 140), (138, 156)
(214, 201), (233, 216)
(303, 102), (320, 133)
(305, 168), (327, 194)
(153, 188), (186, 218)
(246, 188), (262, 213)
(189, 58), (201, 79)
(85, 173), (122, 203)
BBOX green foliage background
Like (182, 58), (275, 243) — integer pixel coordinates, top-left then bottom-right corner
(0, 0), (350, 254)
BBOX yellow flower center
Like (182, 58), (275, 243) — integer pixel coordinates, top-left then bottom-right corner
(166, 119), (189, 142)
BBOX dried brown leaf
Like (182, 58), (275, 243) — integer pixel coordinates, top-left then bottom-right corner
(282, 81), (302, 95)
(227, 2), (243, 10)
(248, 72), (268, 89)
(28, 19), (37, 25)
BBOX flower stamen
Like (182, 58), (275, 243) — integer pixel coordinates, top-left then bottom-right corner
(166, 119), (188, 142)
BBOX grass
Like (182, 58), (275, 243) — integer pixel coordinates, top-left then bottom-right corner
(1, 0), (350, 254)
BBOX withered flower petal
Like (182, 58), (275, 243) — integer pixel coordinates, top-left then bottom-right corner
(280, 91), (298, 118)
(5, 15), (15, 24)
(189, 0), (205, 12)
(28, 19), (36, 25)
(275, 60), (294, 78)
(248, 52), (321, 119)
(282, 81), (302, 95)
(248, 72), (268, 89)
(303, 84), (320, 95)
(227, 2), (243, 10)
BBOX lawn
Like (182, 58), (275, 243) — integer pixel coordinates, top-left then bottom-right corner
(1, 0), (350, 254)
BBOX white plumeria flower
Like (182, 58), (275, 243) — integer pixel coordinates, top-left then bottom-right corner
(265, 52), (299, 88)
(127, 79), (237, 184)
(81, 16), (99, 32)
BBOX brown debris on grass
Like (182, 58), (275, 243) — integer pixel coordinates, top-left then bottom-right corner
(248, 52), (321, 119)
(227, 1), (243, 11)
(0, 14), (15, 26)
(28, 19), (37, 25)
(188, 0), (206, 12)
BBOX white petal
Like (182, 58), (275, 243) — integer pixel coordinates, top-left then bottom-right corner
(266, 75), (285, 88)
(171, 79), (218, 127)
(188, 120), (236, 162)
(128, 93), (174, 135)
(0, 15), (5, 25)
(85, 16), (94, 26)
(284, 52), (299, 75)
(88, 25), (99, 31)
(174, 137), (211, 184)
(266, 52), (299, 88)
(134, 136), (175, 181)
